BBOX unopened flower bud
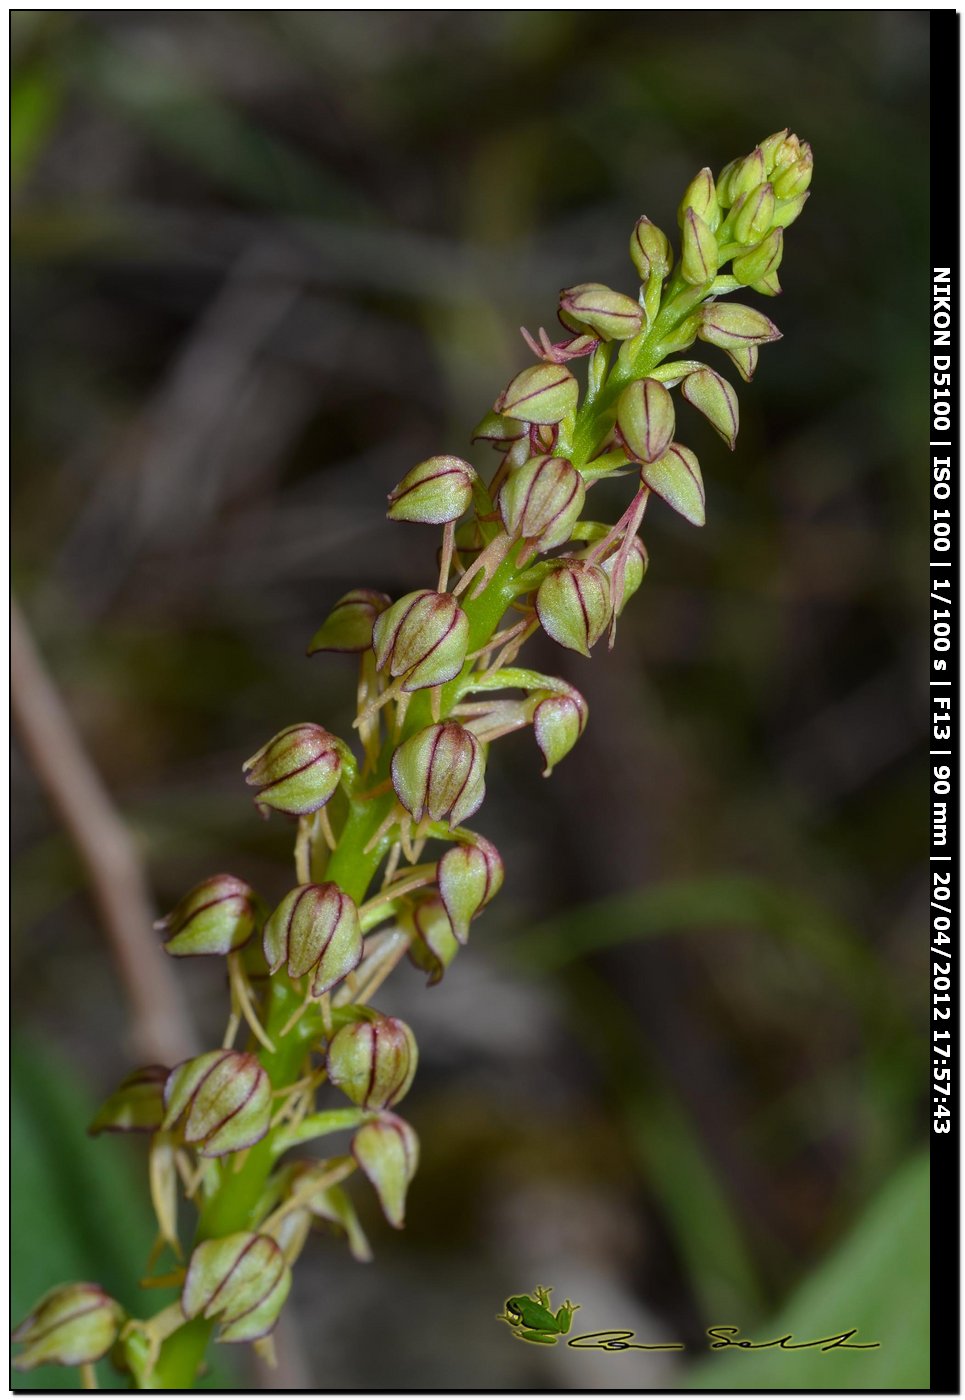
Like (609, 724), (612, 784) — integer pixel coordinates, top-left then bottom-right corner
(642, 443), (706, 527)
(243, 723), (343, 818)
(530, 689), (588, 776)
(698, 303), (781, 351)
(372, 590), (470, 692)
(536, 560), (611, 657)
(391, 722), (485, 826)
(678, 167), (721, 232)
(494, 363), (578, 425)
(629, 216), (672, 283)
(681, 368), (739, 450)
(182, 1233), (291, 1344)
(615, 378), (676, 464)
(437, 835), (504, 944)
(308, 589), (392, 654)
(404, 894), (460, 984)
(558, 283), (642, 341)
(163, 1050), (271, 1157)
(732, 227), (784, 288)
(723, 344), (759, 384)
(263, 883), (362, 996)
(352, 1113), (419, 1229)
(156, 873), (258, 957)
(500, 455), (585, 552)
(772, 145), (813, 199)
(13, 1284), (124, 1371)
(470, 410), (526, 450)
(731, 183), (775, 245)
(387, 455), (477, 525)
(771, 190), (809, 230)
(89, 1066), (167, 1135)
(327, 1014), (418, 1110)
(601, 536), (649, 615)
(680, 208), (719, 285)
(758, 128), (790, 174)
(725, 147), (767, 205)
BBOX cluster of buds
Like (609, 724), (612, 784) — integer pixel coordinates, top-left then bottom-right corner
(18, 131), (810, 1386)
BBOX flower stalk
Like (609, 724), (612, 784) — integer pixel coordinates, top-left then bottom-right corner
(12, 130), (811, 1389)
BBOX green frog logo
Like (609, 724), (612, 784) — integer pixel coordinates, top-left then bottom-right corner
(497, 1286), (580, 1345)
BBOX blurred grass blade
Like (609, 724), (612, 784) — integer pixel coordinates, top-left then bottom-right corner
(11, 65), (61, 188)
(683, 1151), (929, 1389)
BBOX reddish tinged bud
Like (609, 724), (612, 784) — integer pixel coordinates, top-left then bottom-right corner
(156, 873), (258, 958)
(182, 1233), (291, 1344)
(530, 688), (588, 776)
(615, 379), (676, 464)
(437, 835), (504, 944)
(681, 368), (740, 450)
(677, 167), (721, 232)
(404, 894), (460, 984)
(352, 1113), (419, 1229)
(494, 363), (578, 425)
(723, 147), (767, 205)
(13, 1284), (124, 1371)
(327, 1015), (418, 1110)
(470, 410), (526, 450)
(558, 282), (643, 342)
(732, 182), (776, 245)
(163, 1050), (271, 1157)
(372, 590), (470, 693)
(629, 216), (672, 283)
(89, 1066), (167, 1135)
(536, 560), (611, 657)
(243, 723), (343, 818)
(308, 589), (392, 655)
(680, 207), (719, 285)
(642, 444), (706, 527)
(263, 883), (362, 997)
(698, 303), (781, 351)
(391, 722), (486, 827)
(499, 455), (585, 553)
(387, 455), (477, 525)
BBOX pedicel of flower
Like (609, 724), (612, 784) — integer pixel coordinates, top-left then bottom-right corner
(352, 1113), (420, 1229)
(308, 589), (392, 654)
(262, 883), (363, 996)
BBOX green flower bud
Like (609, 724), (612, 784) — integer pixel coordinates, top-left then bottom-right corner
(404, 893), (460, 984)
(758, 128), (790, 174)
(771, 190), (809, 230)
(530, 688), (588, 776)
(536, 560), (611, 657)
(372, 590), (470, 692)
(725, 147), (767, 205)
(732, 227), (784, 288)
(308, 589), (392, 655)
(182, 1233), (291, 1344)
(680, 207), (719, 285)
(263, 883), (362, 997)
(731, 183), (776, 245)
(558, 282), (643, 342)
(243, 723), (343, 818)
(678, 167), (721, 232)
(163, 1050), (271, 1157)
(156, 873), (258, 958)
(327, 1014), (418, 1110)
(615, 378), (676, 465)
(723, 344), (759, 384)
(698, 303), (781, 352)
(681, 368), (739, 450)
(601, 536), (649, 615)
(352, 1113), (419, 1229)
(629, 216), (672, 283)
(642, 443), (705, 527)
(89, 1065), (167, 1135)
(494, 363), (578, 425)
(773, 147), (813, 199)
(387, 455), (477, 525)
(391, 722), (486, 826)
(437, 835), (504, 944)
(500, 455), (585, 553)
(12, 1284), (125, 1371)
(470, 410), (526, 450)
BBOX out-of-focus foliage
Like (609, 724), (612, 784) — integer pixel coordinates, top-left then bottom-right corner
(12, 10), (929, 1388)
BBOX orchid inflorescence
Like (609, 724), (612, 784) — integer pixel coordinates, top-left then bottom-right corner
(13, 130), (812, 1389)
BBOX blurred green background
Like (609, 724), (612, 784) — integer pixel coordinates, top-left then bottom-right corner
(11, 10), (929, 1390)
